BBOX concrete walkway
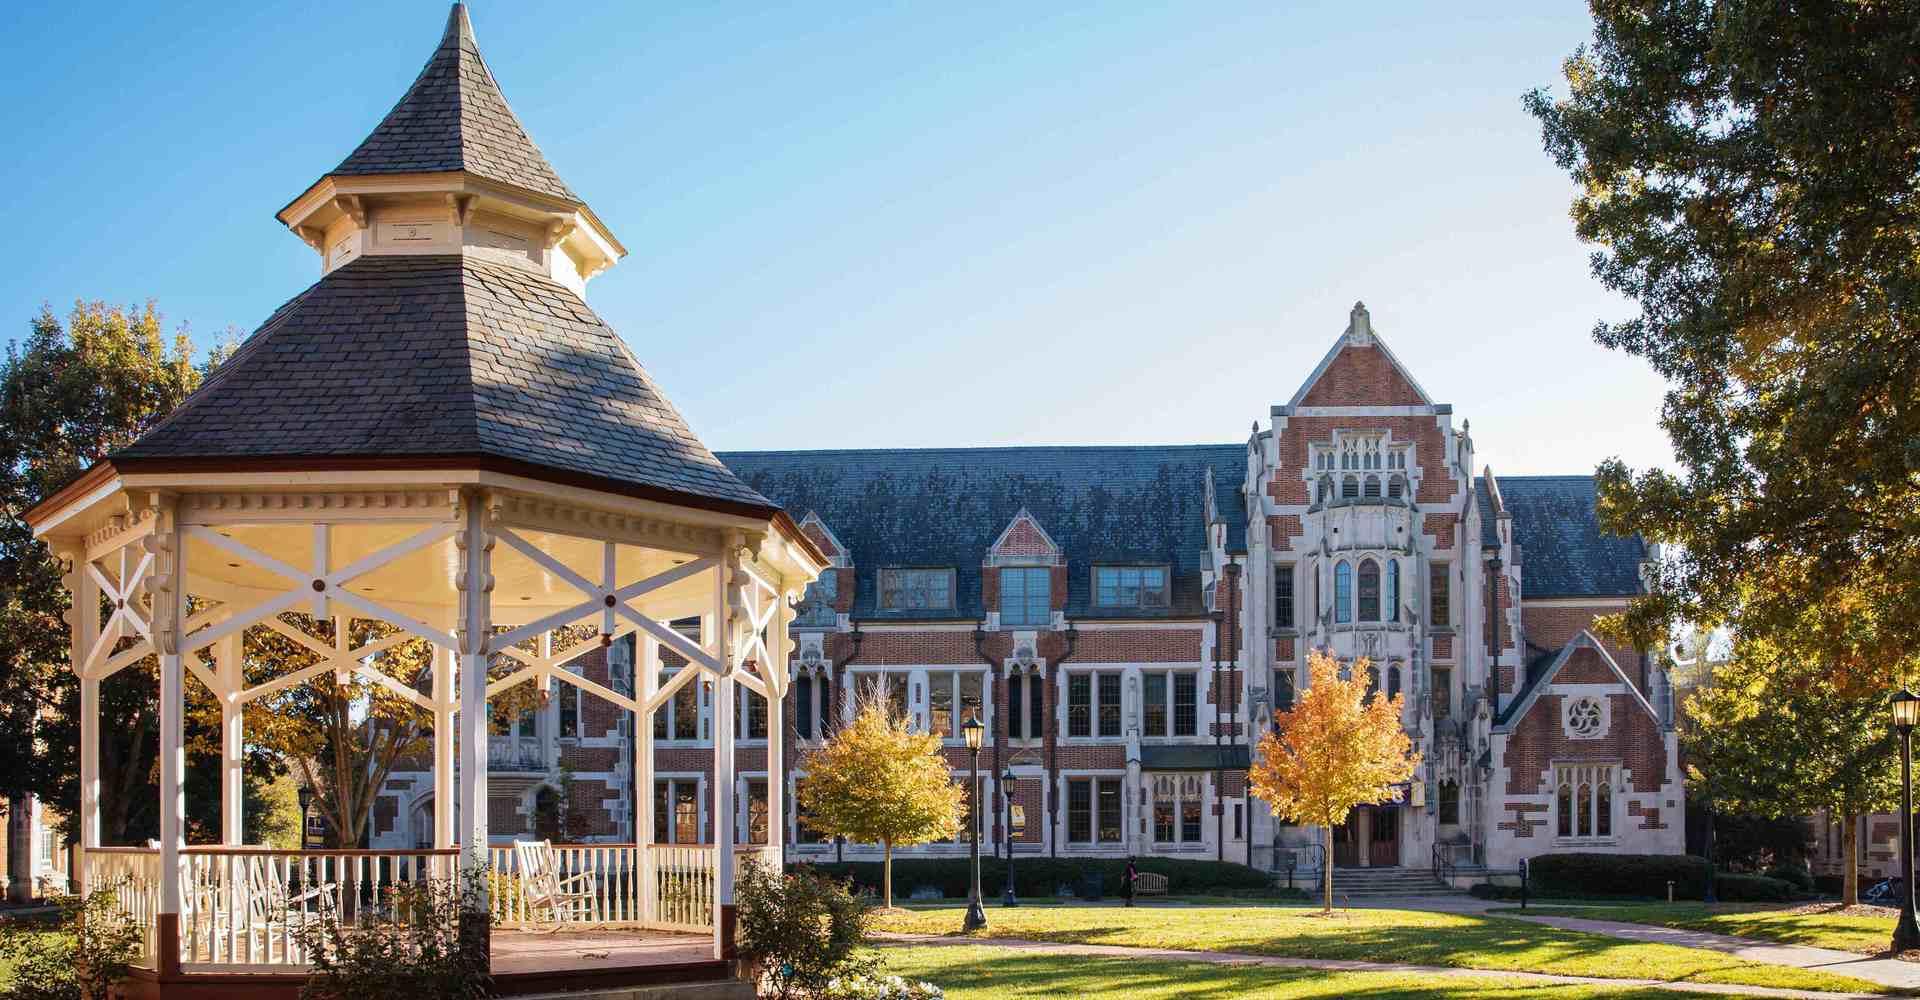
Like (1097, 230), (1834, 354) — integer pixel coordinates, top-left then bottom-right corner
(876, 932), (1892, 999)
(1500, 913), (1920, 992)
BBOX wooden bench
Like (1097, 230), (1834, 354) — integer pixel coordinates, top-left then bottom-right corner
(1134, 872), (1168, 896)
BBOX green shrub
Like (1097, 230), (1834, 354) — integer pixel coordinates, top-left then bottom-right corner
(737, 860), (870, 1000)
(294, 874), (490, 1000)
(792, 856), (1270, 899)
(0, 888), (144, 1000)
(1763, 863), (1814, 892)
(1527, 853), (1712, 899)
(1714, 873), (1794, 902)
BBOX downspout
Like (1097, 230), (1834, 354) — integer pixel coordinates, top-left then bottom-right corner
(829, 620), (863, 864)
(973, 624), (1003, 859)
(1048, 621), (1080, 860)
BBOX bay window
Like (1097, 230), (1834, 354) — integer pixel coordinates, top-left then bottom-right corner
(1335, 561), (1353, 624)
(1152, 774), (1206, 844)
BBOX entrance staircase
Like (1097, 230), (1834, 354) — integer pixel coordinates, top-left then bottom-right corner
(1328, 866), (1460, 898)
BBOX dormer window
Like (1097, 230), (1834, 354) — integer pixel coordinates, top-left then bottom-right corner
(879, 568), (954, 611)
(1000, 567), (1052, 626)
(1095, 566), (1169, 609)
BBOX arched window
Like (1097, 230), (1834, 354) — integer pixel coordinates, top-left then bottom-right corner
(1596, 783), (1612, 837)
(1318, 476), (1333, 504)
(1577, 782), (1593, 837)
(1387, 665), (1402, 700)
(1366, 665), (1380, 698)
(1388, 475), (1406, 500)
(1364, 476), (1381, 498)
(1341, 476), (1359, 499)
(1357, 559), (1380, 621)
(1341, 450), (1352, 470)
(1557, 783), (1573, 837)
(1334, 561), (1353, 624)
(1385, 560), (1400, 623)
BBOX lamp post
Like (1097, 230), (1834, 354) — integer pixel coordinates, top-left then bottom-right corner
(297, 785), (314, 849)
(962, 716), (987, 932)
(1892, 689), (1920, 953)
(1001, 768), (1018, 906)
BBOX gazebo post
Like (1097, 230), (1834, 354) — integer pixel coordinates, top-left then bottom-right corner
(765, 593), (792, 868)
(434, 639), (456, 855)
(152, 497), (186, 976)
(216, 634), (243, 846)
(636, 634), (658, 915)
(712, 548), (738, 961)
(64, 550), (101, 891)
(455, 492), (494, 960)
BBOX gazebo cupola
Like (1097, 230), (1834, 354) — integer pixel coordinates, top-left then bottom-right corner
(26, 4), (821, 991)
(276, 3), (623, 294)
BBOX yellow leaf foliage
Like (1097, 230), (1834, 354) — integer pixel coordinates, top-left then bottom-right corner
(1250, 650), (1421, 832)
(795, 699), (966, 849)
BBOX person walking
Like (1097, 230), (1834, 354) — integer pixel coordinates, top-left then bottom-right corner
(1123, 857), (1138, 907)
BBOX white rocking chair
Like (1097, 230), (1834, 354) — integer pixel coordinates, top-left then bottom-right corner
(513, 839), (594, 932)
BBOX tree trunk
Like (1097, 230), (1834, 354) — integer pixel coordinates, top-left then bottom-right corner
(883, 839), (894, 909)
(1323, 824), (1334, 912)
(1843, 812), (1859, 907)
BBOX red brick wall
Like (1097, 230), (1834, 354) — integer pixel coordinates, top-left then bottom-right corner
(1069, 629), (1203, 663)
(1503, 658), (1668, 797)
(1522, 604), (1641, 691)
(1297, 345), (1429, 407)
(848, 631), (981, 665)
(992, 517), (1057, 560)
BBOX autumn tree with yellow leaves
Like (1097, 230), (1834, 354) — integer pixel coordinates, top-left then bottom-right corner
(1251, 651), (1420, 912)
(795, 695), (966, 909)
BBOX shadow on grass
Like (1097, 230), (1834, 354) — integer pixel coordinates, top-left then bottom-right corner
(879, 945), (1720, 999)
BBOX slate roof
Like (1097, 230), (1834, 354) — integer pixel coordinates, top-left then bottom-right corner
(1479, 475), (1646, 599)
(716, 446), (1246, 620)
(117, 254), (773, 514)
(328, 4), (579, 203)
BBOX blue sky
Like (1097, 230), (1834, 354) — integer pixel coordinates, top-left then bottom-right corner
(0, 2), (1671, 476)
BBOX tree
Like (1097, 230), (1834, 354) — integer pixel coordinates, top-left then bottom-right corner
(1525, 2), (1920, 691)
(794, 696), (965, 908)
(0, 301), (208, 842)
(1250, 651), (1419, 912)
(1684, 637), (1897, 905)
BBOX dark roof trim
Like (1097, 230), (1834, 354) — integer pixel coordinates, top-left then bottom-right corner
(1138, 745), (1253, 771)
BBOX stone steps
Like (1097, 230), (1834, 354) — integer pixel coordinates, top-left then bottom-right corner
(517, 982), (753, 1000)
(1325, 867), (1459, 896)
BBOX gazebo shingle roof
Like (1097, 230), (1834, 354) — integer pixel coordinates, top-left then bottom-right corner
(328, 4), (578, 203)
(117, 254), (775, 515)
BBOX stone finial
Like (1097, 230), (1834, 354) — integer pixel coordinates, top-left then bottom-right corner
(1345, 301), (1373, 345)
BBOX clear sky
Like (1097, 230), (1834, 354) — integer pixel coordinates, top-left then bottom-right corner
(0, 2), (1673, 477)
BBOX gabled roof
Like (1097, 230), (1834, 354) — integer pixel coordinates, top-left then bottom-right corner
(717, 445), (1244, 620)
(116, 254), (774, 516)
(1496, 630), (1662, 730)
(1481, 475), (1647, 598)
(1286, 303), (1433, 409)
(328, 4), (579, 204)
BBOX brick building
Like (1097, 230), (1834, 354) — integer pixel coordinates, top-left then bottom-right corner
(370, 302), (1685, 873)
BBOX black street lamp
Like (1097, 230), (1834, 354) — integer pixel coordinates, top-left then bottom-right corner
(1892, 689), (1920, 953)
(1001, 768), (1018, 906)
(962, 716), (987, 932)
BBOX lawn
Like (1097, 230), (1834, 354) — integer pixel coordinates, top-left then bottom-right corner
(871, 903), (1901, 995)
(1493, 902), (1898, 956)
(876, 944), (1788, 999)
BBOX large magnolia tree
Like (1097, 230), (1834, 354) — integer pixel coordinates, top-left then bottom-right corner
(1251, 651), (1419, 912)
(795, 695), (965, 908)
(1526, 3), (1920, 689)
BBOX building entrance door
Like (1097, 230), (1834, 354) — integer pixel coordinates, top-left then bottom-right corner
(1368, 805), (1400, 867)
(1333, 811), (1361, 867)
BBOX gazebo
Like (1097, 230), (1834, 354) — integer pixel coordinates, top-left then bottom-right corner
(24, 5), (822, 997)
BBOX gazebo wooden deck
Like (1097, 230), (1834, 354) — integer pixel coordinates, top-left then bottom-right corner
(24, 5), (823, 997)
